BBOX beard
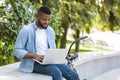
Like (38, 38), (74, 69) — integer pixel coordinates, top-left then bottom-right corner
(37, 20), (48, 29)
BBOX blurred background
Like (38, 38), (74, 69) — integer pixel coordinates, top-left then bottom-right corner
(0, 0), (120, 66)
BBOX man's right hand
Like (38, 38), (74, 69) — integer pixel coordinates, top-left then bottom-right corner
(24, 53), (44, 62)
(33, 54), (44, 62)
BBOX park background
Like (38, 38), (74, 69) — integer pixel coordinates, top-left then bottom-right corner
(0, 0), (120, 66)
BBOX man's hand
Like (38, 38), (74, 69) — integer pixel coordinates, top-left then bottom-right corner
(33, 54), (44, 62)
(24, 53), (44, 62)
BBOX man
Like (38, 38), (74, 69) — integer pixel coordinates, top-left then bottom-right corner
(14, 6), (79, 80)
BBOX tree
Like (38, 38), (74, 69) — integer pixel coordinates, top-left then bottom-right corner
(68, 1), (95, 51)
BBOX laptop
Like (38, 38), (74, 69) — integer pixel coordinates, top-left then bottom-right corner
(33, 49), (68, 65)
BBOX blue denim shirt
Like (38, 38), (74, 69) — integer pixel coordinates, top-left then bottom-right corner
(14, 22), (56, 72)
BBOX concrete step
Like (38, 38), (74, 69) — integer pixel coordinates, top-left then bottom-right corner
(0, 62), (52, 80)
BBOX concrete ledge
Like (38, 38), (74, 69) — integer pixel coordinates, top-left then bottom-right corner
(0, 62), (52, 80)
(75, 51), (120, 80)
(93, 67), (120, 80)
(1, 51), (120, 80)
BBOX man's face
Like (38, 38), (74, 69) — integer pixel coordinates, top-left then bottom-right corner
(37, 13), (51, 29)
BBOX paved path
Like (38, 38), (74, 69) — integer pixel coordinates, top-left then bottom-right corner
(93, 67), (120, 80)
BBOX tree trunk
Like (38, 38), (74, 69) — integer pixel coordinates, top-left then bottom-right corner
(55, 35), (60, 48)
(75, 30), (80, 52)
(60, 23), (68, 48)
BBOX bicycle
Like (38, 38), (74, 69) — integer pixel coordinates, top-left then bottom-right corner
(66, 36), (88, 80)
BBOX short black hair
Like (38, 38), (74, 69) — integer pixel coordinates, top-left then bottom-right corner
(37, 6), (51, 15)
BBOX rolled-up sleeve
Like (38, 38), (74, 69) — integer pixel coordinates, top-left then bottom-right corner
(13, 28), (28, 60)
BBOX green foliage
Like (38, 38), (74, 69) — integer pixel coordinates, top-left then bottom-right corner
(0, 40), (15, 66)
(0, 0), (37, 66)
(50, 8), (63, 37)
(60, 0), (96, 34)
(97, 0), (120, 31)
(69, 1), (95, 33)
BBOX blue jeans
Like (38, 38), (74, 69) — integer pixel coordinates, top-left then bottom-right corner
(33, 62), (79, 80)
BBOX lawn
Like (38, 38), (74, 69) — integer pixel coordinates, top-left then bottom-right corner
(66, 41), (110, 53)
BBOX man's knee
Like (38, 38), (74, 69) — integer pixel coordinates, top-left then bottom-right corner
(71, 71), (79, 80)
(50, 66), (62, 77)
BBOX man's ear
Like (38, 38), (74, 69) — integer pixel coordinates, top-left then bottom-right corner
(36, 14), (41, 20)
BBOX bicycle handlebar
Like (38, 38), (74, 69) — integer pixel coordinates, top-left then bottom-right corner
(67, 36), (88, 56)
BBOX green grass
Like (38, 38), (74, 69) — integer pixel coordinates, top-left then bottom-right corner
(70, 48), (94, 52)
(67, 43), (110, 53)
(80, 49), (95, 52)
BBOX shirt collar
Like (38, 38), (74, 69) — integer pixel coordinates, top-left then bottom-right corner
(34, 21), (37, 30)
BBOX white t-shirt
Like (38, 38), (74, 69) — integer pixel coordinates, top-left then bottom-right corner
(36, 28), (48, 55)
